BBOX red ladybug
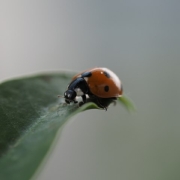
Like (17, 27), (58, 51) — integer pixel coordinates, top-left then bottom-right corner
(64, 67), (123, 110)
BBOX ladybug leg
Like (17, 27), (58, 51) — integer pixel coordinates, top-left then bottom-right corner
(96, 97), (107, 111)
(78, 95), (86, 107)
(65, 99), (77, 104)
(65, 99), (70, 104)
(103, 107), (108, 111)
(81, 95), (86, 103)
(78, 102), (84, 106)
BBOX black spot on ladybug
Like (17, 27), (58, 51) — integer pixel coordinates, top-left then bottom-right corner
(81, 72), (92, 78)
(104, 85), (109, 92)
(103, 71), (111, 78)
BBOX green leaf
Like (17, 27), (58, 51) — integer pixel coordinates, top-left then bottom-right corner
(0, 72), (133, 180)
(118, 95), (135, 112)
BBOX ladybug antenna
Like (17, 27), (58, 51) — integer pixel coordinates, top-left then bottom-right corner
(58, 95), (65, 98)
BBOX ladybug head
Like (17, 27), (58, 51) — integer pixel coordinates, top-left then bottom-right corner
(64, 90), (77, 102)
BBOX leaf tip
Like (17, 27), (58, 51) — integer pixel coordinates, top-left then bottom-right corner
(118, 95), (136, 112)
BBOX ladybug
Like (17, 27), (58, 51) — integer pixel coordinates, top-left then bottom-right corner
(64, 67), (123, 110)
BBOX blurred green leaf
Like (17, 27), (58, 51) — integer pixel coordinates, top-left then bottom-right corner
(118, 95), (135, 112)
(0, 72), (133, 180)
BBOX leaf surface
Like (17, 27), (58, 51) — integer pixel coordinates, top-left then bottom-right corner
(0, 72), (133, 180)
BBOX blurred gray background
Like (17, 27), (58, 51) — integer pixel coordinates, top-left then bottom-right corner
(1, 1), (180, 180)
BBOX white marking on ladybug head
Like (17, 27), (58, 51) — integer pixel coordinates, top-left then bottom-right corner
(75, 88), (84, 96)
(84, 77), (88, 81)
(101, 71), (103, 74)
